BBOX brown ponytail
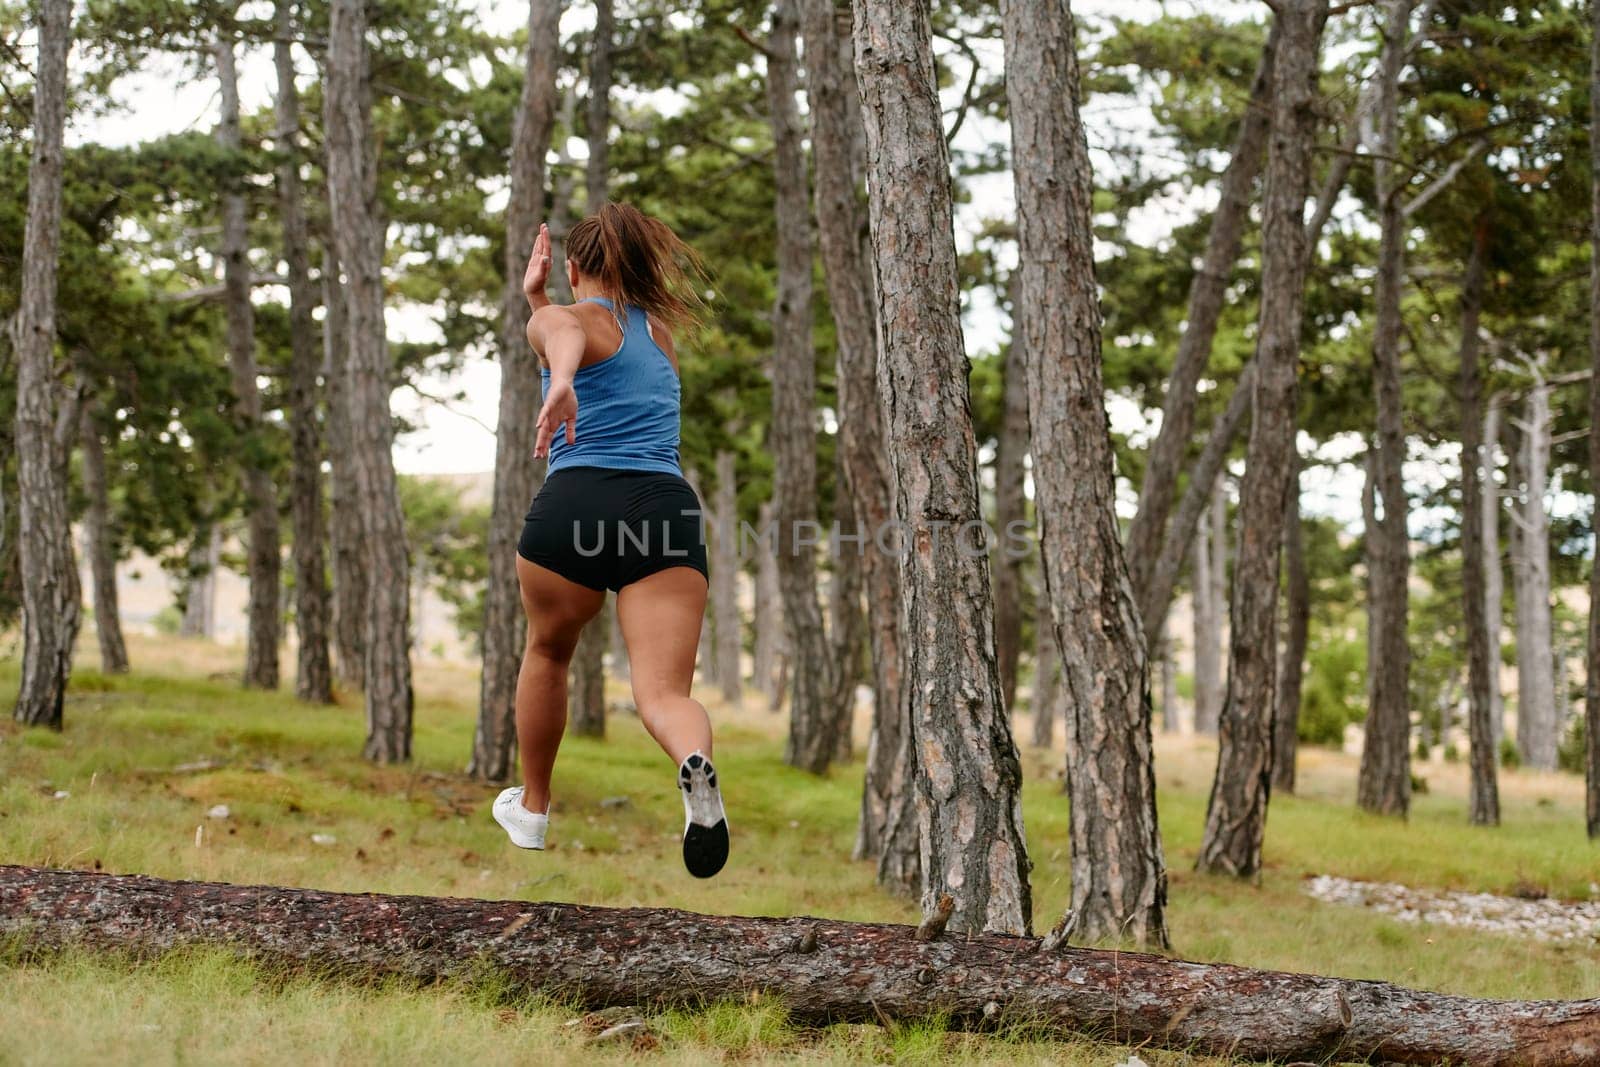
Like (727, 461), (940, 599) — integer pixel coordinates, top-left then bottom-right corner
(565, 202), (709, 333)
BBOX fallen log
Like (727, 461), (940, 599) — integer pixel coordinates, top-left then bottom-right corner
(0, 865), (1596, 1065)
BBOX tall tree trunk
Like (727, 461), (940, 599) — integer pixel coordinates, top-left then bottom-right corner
(799, 0), (904, 873)
(1590, 0), (1600, 837)
(1484, 397), (1505, 746)
(710, 451), (743, 704)
(569, 603), (607, 738)
(856, 0), (1031, 936)
(993, 292), (1028, 715)
(585, 0), (613, 211)
(1032, 583), (1059, 748)
(1511, 371), (1557, 771)
(1272, 456), (1308, 794)
(276, 6), (333, 705)
(1159, 626), (1179, 735)
(10, 0), (78, 729)
(766, 0), (838, 774)
(322, 244), (366, 691)
(325, 0), (414, 763)
(1125, 25), (1277, 631)
(179, 525), (219, 640)
(215, 27), (283, 691)
(1356, 0), (1414, 818)
(1192, 476), (1226, 736)
(752, 501), (786, 709)
(470, 0), (563, 781)
(1002, 0), (1166, 948)
(1363, 450), (1382, 718)
(1197, 0), (1326, 879)
(79, 402), (128, 674)
(1458, 220), (1500, 826)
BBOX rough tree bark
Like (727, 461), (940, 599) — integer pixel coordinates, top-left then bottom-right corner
(275, 5), (333, 704)
(10, 0), (79, 729)
(800, 0), (904, 875)
(1511, 368), (1557, 771)
(6, 866), (1600, 1065)
(1125, 24), (1277, 634)
(215, 26), (283, 691)
(1192, 476), (1226, 736)
(992, 289), (1029, 714)
(1458, 220), (1501, 826)
(322, 243), (366, 691)
(855, 0), (1031, 935)
(711, 450), (743, 705)
(1002, 0), (1167, 948)
(585, 0), (613, 211)
(766, 0), (839, 775)
(1356, 0), (1414, 818)
(1197, 0), (1326, 878)
(1483, 397), (1505, 746)
(752, 501), (786, 709)
(325, 0), (414, 763)
(1272, 455), (1308, 794)
(469, 0), (563, 781)
(1590, 0), (1600, 838)
(79, 401), (129, 674)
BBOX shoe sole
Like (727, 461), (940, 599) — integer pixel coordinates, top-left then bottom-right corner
(680, 754), (728, 879)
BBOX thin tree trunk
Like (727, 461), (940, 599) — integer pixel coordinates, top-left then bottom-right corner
(325, 0), (414, 763)
(322, 244), (366, 691)
(1484, 397), (1505, 746)
(1033, 582), (1059, 748)
(1356, 0), (1414, 818)
(827, 470), (867, 762)
(1002, 0), (1166, 948)
(752, 501), (785, 709)
(469, 0), (563, 781)
(1459, 220), (1500, 826)
(1159, 626), (1179, 735)
(569, 602), (607, 738)
(1273, 455), (1308, 794)
(79, 402), (128, 674)
(1511, 370), (1557, 771)
(1590, 0), (1600, 838)
(993, 286), (1029, 714)
(276, 7), (333, 704)
(585, 0), (613, 211)
(856, 0), (1031, 935)
(766, 0), (838, 775)
(180, 525), (220, 640)
(1125, 24), (1278, 629)
(13, 866), (1600, 1066)
(800, 0), (904, 873)
(608, 603), (629, 682)
(10, 0), (79, 729)
(1193, 476), (1226, 736)
(215, 27), (282, 691)
(711, 450), (743, 704)
(1197, 0), (1326, 879)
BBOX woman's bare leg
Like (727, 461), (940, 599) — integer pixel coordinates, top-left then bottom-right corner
(515, 555), (605, 813)
(617, 566), (712, 764)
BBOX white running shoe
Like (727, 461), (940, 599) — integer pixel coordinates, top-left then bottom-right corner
(678, 751), (729, 878)
(492, 786), (548, 850)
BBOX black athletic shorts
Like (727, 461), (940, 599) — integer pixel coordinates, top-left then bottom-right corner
(517, 466), (709, 592)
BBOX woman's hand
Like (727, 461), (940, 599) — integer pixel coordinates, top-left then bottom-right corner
(534, 376), (577, 458)
(523, 222), (553, 309)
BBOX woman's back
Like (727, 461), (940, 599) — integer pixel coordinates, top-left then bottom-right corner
(540, 296), (682, 477)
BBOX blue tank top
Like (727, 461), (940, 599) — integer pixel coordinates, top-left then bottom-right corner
(541, 297), (683, 477)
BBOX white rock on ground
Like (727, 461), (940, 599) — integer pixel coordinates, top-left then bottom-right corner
(1304, 874), (1600, 944)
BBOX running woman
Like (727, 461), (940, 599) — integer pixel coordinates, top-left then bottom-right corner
(492, 203), (728, 879)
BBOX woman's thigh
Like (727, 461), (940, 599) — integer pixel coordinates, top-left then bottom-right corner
(517, 554), (606, 658)
(616, 566), (708, 702)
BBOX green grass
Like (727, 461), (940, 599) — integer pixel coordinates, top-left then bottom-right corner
(1, 633), (1598, 1064)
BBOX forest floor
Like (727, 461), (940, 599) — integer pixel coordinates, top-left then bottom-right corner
(1, 633), (1597, 1066)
